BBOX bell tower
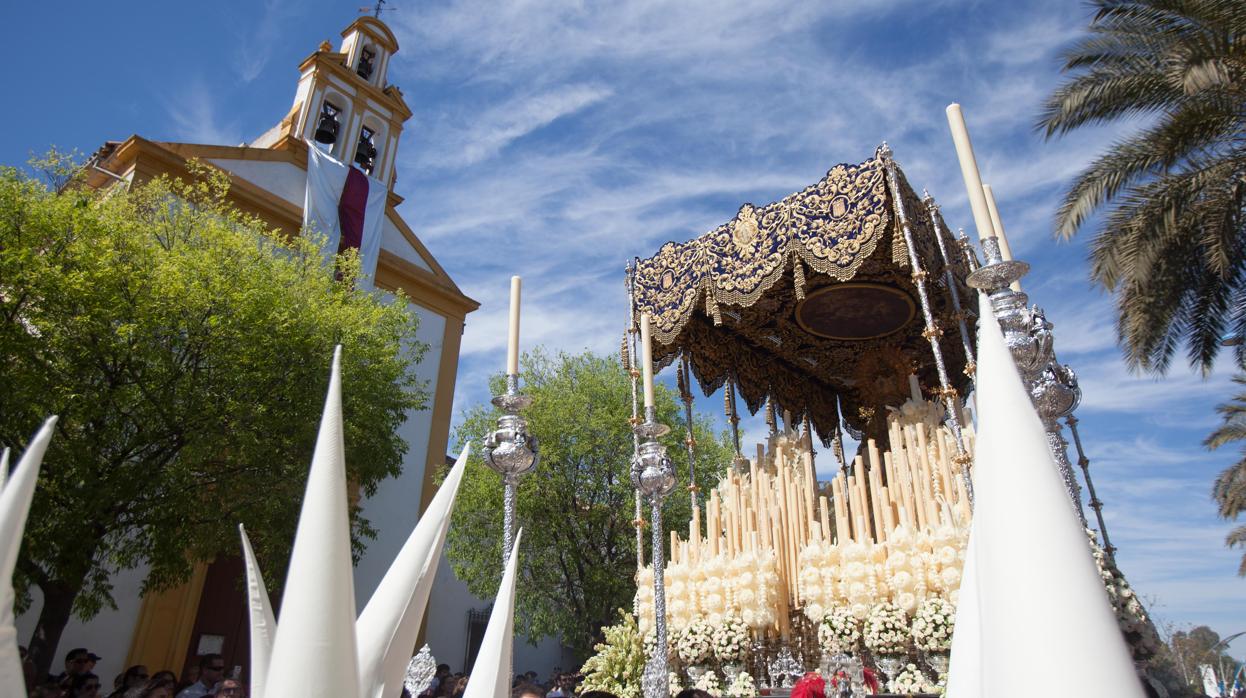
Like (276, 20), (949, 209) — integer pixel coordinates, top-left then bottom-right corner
(253, 15), (411, 188)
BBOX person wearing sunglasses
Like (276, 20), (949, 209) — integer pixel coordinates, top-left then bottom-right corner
(176, 655), (224, 698)
(70, 671), (102, 698)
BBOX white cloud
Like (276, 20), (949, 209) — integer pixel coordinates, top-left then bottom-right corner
(421, 84), (614, 167)
(161, 81), (243, 146)
(232, 0), (297, 83)
(377, 0), (1246, 637)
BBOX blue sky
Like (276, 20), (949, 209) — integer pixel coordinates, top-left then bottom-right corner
(5, 0), (1244, 651)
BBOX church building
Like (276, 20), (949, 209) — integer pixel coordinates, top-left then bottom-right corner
(11, 15), (576, 685)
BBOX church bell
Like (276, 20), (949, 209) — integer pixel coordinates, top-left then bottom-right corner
(355, 128), (377, 173)
(314, 104), (340, 145)
(357, 48), (375, 81)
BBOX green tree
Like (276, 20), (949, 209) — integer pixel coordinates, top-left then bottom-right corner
(0, 154), (427, 675)
(443, 349), (733, 658)
(1169, 625), (1238, 691)
(1206, 376), (1246, 574)
(1038, 0), (1246, 373)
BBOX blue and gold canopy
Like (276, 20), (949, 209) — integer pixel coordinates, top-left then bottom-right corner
(631, 148), (974, 442)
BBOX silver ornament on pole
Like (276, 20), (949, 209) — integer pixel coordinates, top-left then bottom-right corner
(404, 645), (438, 696)
(633, 404), (676, 698)
(483, 375), (539, 567)
(967, 232), (1089, 527)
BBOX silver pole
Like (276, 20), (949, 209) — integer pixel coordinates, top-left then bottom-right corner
(1067, 414), (1115, 559)
(483, 373), (538, 568)
(633, 406), (676, 698)
(923, 191), (976, 378)
(679, 355), (700, 510)
(625, 263), (646, 569)
(879, 143), (974, 505)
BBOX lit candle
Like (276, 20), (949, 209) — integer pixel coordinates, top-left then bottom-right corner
(640, 313), (655, 409)
(506, 276), (521, 376)
(945, 104), (998, 242)
(982, 184), (1023, 292)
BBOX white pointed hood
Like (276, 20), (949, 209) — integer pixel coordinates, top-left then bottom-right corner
(356, 444), (472, 698)
(946, 294), (1141, 697)
(239, 524), (277, 698)
(0, 418), (57, 692)
(462, 530), (523, 698)
(945, 513), (982, 697)
(266, 347), (361, 698)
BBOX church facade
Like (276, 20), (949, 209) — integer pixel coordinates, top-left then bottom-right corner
(14, 16), (569, 685)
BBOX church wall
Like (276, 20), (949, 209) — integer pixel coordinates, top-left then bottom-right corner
(382, 215), (433, 272)
(352, 300), (447, 608)
(16, 565), (147, 685)
(206, 158), (307, 208)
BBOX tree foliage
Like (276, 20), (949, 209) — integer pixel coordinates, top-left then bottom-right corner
(0, 153), (427, 673)
(1038, 0), (1246, 373)
(1168, 625), (1238, 691)
(1205, 375), (1246, 575)
(443, 349), (733, 658)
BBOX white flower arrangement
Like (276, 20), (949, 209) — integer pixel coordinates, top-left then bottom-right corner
(712, 615), (750, 663)
(863, 602), (910, 655)
(887, 663), (937, 694)
(724, 671), (757, 698)
(693, 669), (721, 696)
(1087, 529), (1162, 660)
(676, 619), (714, 666)
(911, 597), (955, 652)
(818, 606), (861, 653)
(668, 671), (683, 697)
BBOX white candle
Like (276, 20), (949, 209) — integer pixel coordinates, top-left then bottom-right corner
(908, 374), (922, 402)
(506, 276), (521, 375)
(981, 185), (1014, 261)
(982, 184), (1022, 291)
(640, 313), (655, 409)
(945, 104), (998, 242)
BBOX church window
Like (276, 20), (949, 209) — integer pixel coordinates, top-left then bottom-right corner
(357, 47), (376, 81)
(355, 126), (377, 174)
(314, 101), (341, 145)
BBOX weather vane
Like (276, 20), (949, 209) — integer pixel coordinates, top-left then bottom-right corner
(359, 0), (395, 18)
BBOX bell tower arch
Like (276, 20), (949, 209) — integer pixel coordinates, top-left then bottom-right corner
(254, 16), (410, 188)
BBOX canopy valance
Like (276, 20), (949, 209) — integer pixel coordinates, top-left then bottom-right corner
(630, 147), (975, 443)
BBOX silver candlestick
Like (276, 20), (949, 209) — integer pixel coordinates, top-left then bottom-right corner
(967, 238), (1088, 526)
(483, 373), (539, 566)
(632, 405), (676, 698)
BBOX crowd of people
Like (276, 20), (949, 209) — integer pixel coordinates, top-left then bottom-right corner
(414, 666), (581, 698)
(19, 647), (243, 698)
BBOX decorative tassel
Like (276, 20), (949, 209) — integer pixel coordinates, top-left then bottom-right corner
(793, 258), (806, 301)
(706, 290), (722, 326)
(677, 359), (688, 397)
(620, 332), (632, 371)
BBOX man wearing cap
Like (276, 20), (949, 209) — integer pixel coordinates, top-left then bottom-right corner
(50, 647), (98, 686)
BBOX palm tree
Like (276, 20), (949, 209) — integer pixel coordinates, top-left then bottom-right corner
(1039, 0), (1246, 374)
(1206, 376), (1246, 574)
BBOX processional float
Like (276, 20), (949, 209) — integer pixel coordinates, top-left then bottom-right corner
(612, 122), (1158, 696)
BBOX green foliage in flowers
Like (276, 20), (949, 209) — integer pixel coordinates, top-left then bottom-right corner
(579, 610), (646, 698)
(0, 152), (426, 674)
